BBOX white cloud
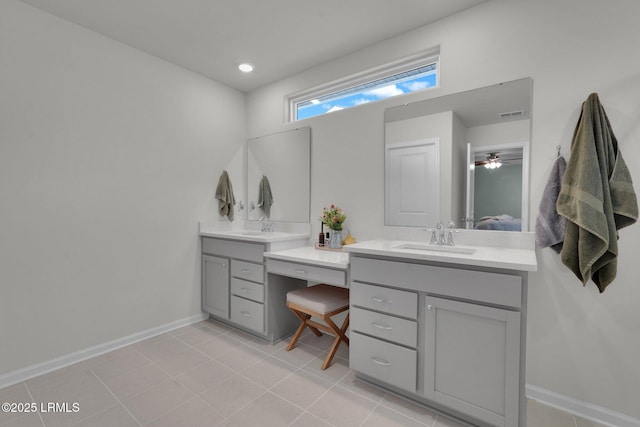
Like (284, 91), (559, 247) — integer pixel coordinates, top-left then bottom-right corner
(366, 84), (404, 99)
(403, 81), (432, 91)
(353, 98), (371, 106)
(326, 105), (344, 113)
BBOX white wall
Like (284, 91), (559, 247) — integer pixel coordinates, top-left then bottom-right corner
(247, 0), (640, 421)
(0, 0), (245, 376)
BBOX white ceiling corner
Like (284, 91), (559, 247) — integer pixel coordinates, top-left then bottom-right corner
(18, 0), (488, 92)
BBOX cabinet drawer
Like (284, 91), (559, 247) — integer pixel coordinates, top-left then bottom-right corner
(230, 296), (264, 333)
(351, 256), (522, 309)
(231, 260), (264, 284)
(231, 278), (264, 303)
(267, 259), (346, 287)
(202, 238), (264, 263)
(350, 332), (417, 393)
(351, 307), (417, 348)
(351, 282), (418, 319)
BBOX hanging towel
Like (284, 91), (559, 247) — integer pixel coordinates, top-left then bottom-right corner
(556, 93), (638, 292)
(215, 170), (236, 221)
(257, 175), (273, 218)
(535, 156), (567, 253)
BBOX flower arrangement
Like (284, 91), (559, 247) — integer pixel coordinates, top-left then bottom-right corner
(321, 204), (347, 231)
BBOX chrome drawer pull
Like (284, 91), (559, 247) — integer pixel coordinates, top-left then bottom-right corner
(370, 357), (392, 366)
(294, 269), (307, 275)
(371, 296), (391, 304)
(240, 288), (251, 294)
(241, 311), (252, 317)
(240, 268), (251, 274)
(371, 322), (392, 331)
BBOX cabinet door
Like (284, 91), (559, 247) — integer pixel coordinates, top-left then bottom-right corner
(424, 296), (520, 427)
(202, 255), (230, 319)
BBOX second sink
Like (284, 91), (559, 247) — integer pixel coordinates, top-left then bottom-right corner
(392, 243), (477, 254)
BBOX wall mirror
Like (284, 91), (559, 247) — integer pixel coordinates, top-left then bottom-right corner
(247, 127), (311, 222)
(384, 77), (532, 231)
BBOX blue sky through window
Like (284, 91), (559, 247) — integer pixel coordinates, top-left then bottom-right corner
(296, 66), (437, 121)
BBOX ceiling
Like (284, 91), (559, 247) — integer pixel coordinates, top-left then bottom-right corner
(19, 0), (487, 92)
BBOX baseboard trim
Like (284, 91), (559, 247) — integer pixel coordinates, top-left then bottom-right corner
(0, 313), (208, 389)
(526, 383), (640, 427)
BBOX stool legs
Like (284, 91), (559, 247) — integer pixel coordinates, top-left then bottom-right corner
(321, 312), (350, 370)
(286, 301), (350, 370)
(287, 312), (321, 352)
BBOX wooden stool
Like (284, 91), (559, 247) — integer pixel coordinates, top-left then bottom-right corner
(286, 284), (350, 370)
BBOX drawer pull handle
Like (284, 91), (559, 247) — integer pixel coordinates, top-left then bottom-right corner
(212, 261), (227, 267)
(240, 268), (251, 274)
(370, 357), (392, 367)
(371, 296), (391, 304)
(294, 269), (307, 275)
(241, 311), (252, 317)
(427, 304), (433, 311)
(371, 322), (392, 331)
(240, 287), (251, 294)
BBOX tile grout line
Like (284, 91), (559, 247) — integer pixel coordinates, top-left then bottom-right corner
(84, 365), (144, 427)
(21, 382), (46, 427)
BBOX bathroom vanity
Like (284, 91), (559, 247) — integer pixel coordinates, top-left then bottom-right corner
(199, 226), (310, 342)
(344, 237), (537, 427)
(200, 219), (537, 426)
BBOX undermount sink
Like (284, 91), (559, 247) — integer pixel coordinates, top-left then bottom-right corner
(230, 230), (264, 236)
(392, 243), (477, 254)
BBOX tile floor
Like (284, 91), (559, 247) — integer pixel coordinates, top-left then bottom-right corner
(1, 319), (608, 427)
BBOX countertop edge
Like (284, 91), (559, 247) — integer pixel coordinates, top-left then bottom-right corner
(264, 252), (350, 270)
(344, 241), (538, 272)
(200, 231), (310, 243)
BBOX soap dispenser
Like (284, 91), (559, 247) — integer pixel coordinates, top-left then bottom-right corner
(319, 222), (325, 246)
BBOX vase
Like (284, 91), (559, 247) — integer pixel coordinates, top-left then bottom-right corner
(328, 229), (342, 249)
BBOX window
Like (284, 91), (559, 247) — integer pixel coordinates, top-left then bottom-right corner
(288, 51), (439, 122)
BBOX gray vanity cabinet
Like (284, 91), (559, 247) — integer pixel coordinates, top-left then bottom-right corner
(424, 296), (521, 426)
(349, 255), (526, 427)
(202, 254), (229, 319)
(201, 236), (307, 342)
(202, 237), (266, 334)
(350, 282), (419, 392)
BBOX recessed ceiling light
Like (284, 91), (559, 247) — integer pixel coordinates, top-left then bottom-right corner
(238, 63), (254, 73)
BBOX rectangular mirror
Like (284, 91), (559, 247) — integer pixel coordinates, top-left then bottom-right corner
(384, 77), (532, 231)
(247, 127), (311, 222)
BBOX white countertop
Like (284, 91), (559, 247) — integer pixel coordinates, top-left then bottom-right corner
(264, 246), (350, 269)
(199, 225), (309, 243)
(343, 239), (537, 272)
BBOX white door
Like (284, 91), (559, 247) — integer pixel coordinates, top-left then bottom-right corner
(385, 139), (439, 227)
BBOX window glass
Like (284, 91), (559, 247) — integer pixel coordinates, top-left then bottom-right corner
(291, 58), (438, 121)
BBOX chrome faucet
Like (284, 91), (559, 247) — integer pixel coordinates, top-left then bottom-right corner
(446, 220), (456, 246)
(437, 221), (447, 245)
(259, 216), (273, 232)
(429, 220), (456, 246)
(429, 227), (438, 245)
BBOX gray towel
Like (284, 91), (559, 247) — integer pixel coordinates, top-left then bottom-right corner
(535, 156), (567, 253)
(257, 175), (273, 218)
(556, 93), (638, 292)
(215, 170), (236, 221)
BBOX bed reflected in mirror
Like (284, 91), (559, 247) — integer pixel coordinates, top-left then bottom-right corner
(466, 143), (528, 231)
